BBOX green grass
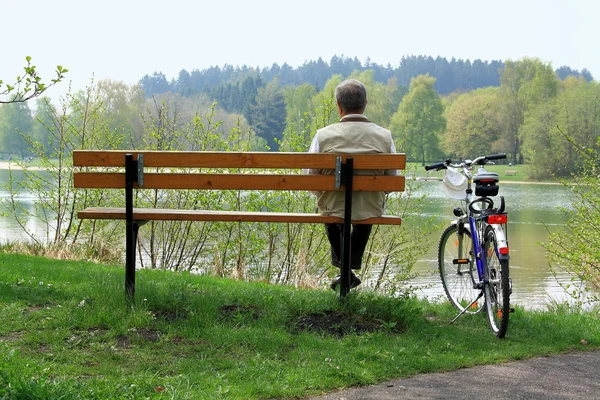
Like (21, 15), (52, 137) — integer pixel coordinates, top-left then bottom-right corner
(0, 252), (598, 399)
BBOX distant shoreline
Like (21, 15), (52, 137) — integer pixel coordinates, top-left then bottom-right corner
(0, 162), (563, 185)
(413, 176), (561, 185)
(0, 162), (43, 171)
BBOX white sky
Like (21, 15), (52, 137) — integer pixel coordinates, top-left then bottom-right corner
(2, 0), (598, 101)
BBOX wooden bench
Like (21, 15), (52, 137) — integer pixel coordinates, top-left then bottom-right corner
(504, 170), (518, 176)
(73, 150), (406, 300)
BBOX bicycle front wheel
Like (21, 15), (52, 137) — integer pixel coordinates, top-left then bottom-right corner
(483, 225), (511, 338)
(438, 224), (483, 314)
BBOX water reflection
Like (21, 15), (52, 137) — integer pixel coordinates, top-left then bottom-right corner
(0, 169), (51, 242)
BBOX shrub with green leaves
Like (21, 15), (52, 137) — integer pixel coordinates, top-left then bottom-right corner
(544, 135), (600, 304)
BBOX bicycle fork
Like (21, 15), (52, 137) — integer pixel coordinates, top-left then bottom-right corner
(448, 217), (487, 326)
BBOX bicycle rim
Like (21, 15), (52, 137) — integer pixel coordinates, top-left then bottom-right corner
(484, 226), (510, 338)
(438, 224), (483, 314)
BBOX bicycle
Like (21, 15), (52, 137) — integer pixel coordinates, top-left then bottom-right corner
(425, 154), (512, 338)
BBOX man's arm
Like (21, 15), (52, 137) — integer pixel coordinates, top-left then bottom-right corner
(304, 134), (321, 175)
(386, 136), (398, 176)
(304, 134), (322, 197)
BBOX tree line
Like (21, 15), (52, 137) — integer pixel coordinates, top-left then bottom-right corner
(1, 57), (598, 179)
(140, 55), (594, 98)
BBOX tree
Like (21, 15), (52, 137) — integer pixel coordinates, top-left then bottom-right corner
(442, 87), (505, 159)
(139, 72), (171, 97)
(1, 57), (67, 103)
(0, 101), (33, 157)
(555, 66), (594, 82)
(347, 70), (405, 128)
(521, 77), (600, 178)
(282, 83), (317, 147)
(309, 74), (344, 131)
(32, 97), (57, 156)
(389, 74), (446, 165)
(543, 126), (600, 299)
(248, 80), (286, 150)
(95, 80), (146, 147)
(498, 58), (559, 164)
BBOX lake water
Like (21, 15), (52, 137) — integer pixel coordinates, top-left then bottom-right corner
(0, 168), (596, 310)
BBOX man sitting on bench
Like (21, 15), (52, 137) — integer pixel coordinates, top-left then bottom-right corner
(306, 79), (397, 290)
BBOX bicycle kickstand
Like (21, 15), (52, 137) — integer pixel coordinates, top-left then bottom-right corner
(448, 289), (484, 325)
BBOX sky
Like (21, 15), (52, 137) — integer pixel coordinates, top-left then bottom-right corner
(2, 0), (599, 102)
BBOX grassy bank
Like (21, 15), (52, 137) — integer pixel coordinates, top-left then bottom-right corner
(0, 253), (598, 399)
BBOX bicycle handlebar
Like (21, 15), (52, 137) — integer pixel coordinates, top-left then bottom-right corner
(424, 161), (447, 171)
(484, 154), (507, 161)
(424, 154), (507, 171)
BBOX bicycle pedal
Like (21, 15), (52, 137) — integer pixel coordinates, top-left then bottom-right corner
(453, 258), (470, 264)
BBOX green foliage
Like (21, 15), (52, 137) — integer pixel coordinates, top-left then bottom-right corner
(0, 56), (67, 104)
(283, 83), (317, 145)
(363, 171), (437, 296)
(95, 79), (147, 148)
(2, 81), (122, 249)
(347, 70), (405, 128)
(442, 87), (505, 159)
(389, 74), (446, 165)
(521, 78), (600, 179)
(499, 58), (559, 164)
(281, 70), (407, 154)
(247, 79), (286, 150)
(543, 131), (600, 302)
(310, 74), (344, 130)
(0, 101), (33, 157)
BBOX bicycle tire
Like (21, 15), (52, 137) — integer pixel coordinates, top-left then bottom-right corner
(483, 225), (511, 338)
(438, 224), (484, 314)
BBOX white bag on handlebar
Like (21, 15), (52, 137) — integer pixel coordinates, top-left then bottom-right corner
(441, 167), (467, 200)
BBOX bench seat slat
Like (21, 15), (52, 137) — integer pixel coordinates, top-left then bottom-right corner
(78, 207), (402, 225)
(73, 150), (406, 170)
(74, 173), (405, 192)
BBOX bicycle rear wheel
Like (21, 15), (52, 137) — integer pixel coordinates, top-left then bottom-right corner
(483, 225), (511, 338)
(438, 224), (483, 314)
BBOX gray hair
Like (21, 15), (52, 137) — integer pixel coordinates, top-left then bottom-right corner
(335, 79), (367, 113)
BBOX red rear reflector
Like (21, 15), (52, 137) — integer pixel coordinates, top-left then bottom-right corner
(488, 214), (507, 224)
(499, 247), (509, 255)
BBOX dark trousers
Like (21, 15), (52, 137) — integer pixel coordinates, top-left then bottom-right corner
(325, 223), (372, 270)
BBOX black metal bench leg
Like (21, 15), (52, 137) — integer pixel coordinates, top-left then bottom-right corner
(340, 224), (351, 297)
(125, 221), (139, 303)
(124, 153), (141, 305)
(340, 157), (354, 298)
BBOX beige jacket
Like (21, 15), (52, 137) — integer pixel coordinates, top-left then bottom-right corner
(307, 114), (396, 220)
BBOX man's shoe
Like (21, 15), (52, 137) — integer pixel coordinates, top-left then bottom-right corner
(330, 271), (361, 291)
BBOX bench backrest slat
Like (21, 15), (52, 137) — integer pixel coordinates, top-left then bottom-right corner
(73, 150), (406, 170)
(74, 173), (405, 192)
